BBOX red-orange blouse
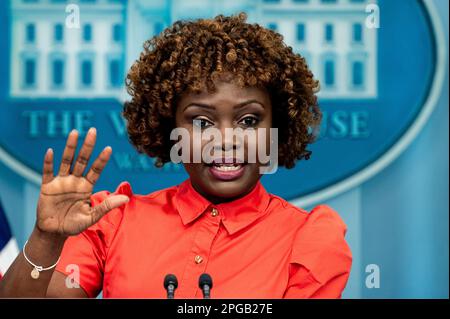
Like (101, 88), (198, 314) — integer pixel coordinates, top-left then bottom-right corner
(55, 178), (352, 298)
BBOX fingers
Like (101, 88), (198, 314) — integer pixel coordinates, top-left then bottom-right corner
(72, 128), (97, 177)
(85, 146), (112, 185)
(42, 148), (54, 184)
(58, 130), (78, 176)
(90, 194), (129, 225)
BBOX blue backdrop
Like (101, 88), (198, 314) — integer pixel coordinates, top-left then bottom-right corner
(0, 0), (448, 298)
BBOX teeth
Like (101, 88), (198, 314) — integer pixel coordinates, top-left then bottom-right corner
(213, 164), (242, 171)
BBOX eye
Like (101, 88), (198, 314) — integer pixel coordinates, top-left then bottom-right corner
(193, 117), (213, 129)
(238, 116), (260, 128)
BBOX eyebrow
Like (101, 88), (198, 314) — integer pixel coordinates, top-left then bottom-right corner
(183, 99), (265, 112)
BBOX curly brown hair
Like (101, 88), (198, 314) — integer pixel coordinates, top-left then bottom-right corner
(123, 12), (321, 169)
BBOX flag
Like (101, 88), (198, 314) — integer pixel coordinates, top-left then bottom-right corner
(0, 200), (19, 279)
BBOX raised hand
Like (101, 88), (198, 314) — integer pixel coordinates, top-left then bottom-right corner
(36, 128), (129, 236)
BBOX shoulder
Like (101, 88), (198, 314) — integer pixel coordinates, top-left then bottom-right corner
(265, 194), (309, 225)
(87, 181), (178, 238)
(287, 203), (352, 284)
(265, 194), (348, 233)
(91, 181), (179, 210)
(268, 193), (347, 233)
(266, 193), (351, 284)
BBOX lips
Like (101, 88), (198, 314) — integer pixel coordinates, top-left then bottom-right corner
(209, 157), (246, 165)
(211, 164), (242, 171)
(206, 157), (247, 181)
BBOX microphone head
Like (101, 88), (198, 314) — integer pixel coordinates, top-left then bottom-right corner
(164, 274), (178, 289)
(198, 273), (213, 289)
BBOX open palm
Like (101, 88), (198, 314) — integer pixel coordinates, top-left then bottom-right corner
(36, 128), (129, 236)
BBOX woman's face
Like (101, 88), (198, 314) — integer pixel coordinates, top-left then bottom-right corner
(175, 80), (273, 204)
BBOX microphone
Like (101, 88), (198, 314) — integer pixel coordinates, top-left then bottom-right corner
(163, 274), (178, 299)
(198, 273), (213, 299)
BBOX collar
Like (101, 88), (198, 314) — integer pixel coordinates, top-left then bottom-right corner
(173, 178), (271, 235)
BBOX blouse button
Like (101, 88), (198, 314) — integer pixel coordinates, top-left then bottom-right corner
(211, 208), (219, 217)
(194, 255), (203, 264)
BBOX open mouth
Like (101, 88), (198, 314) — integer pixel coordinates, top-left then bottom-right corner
(205, 158), (248, 180)
(206, 158), (247, 168)
(210, 163), (245, 171)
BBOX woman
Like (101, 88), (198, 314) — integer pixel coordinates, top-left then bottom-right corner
(0, 13), (351, 298)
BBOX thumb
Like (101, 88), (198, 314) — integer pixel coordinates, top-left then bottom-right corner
(90, 194), (129, 224)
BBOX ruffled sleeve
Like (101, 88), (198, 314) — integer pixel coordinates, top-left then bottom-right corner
(54, 182), (132, 298)
(283, 205), (352, 299)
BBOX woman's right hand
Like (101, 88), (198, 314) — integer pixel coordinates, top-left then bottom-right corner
(36, 128), (129, 237)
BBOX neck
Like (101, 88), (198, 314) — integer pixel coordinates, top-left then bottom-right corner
(191, 182), (258, 205)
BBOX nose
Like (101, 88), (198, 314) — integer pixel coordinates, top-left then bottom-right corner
(221, 126), (235, 152)
(212, 123), (242, 153)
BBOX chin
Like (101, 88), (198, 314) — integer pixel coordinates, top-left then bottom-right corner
(206, 179), (251, 198)
(186, 162), (260, 200)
